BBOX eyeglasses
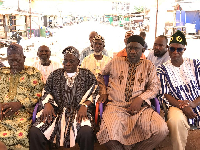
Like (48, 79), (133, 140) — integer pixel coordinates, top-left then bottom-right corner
(169, 47), (184, 52)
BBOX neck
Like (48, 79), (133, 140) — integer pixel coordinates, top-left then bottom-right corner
(11, 67), (24, 74)
(40, 59), (51, 66)
(94, 54), (103, 60)
(171, 58), (184, 67)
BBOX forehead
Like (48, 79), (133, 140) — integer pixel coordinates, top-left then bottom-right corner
(7, 53), (22, 59)
(89, 32), (97, 37)
(64, 53), (78, 60)
(38, 46), (50, 51)
(127, 42), (143, 47)
(125, 33), (133, 39)
(154, 37), (167, 45)
(93, 39), (103, 44)
(169, 43), (185, 48)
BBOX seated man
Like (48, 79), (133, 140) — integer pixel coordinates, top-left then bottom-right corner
(80, 31), (108, 63)
(0, 43), (44, 150)
(157, 30), (199, 150)
(81, 35), (111, 77)
(33, 45), (61, 83)
(29, 46), (99, 150)
(147, 35), (170, 68)
(116, 30), (146, 59)
(97, 35), (168, 150)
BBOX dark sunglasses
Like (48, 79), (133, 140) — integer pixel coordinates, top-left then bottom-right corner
(169, 47), (184, 52)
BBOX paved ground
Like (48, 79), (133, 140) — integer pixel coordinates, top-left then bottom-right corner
(50, 129), (200, 150)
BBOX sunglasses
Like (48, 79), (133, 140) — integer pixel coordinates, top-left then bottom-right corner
(169, 47), (184, 52)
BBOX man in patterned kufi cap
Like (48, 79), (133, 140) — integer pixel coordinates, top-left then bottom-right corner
(81, 35), (111, 77)
(30, 45), (99, 150)
(157, 30), (200, 150)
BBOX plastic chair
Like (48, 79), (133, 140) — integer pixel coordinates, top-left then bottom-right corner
(95, 75), (161, 124)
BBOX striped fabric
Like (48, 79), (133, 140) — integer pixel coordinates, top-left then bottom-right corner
(157, 58), (200, 126)
(97, 57), (167, 146)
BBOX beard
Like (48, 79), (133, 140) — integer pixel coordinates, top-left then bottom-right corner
(94, 51), (102, 55)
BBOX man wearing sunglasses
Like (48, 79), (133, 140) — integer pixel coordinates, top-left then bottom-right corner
(147, 35), (170, 68)
(157, 30), (200, 150)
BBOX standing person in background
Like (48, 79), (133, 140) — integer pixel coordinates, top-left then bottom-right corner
(33, 45), (61, 83)
(80, 31), (108, 63)
(117, 30), (146, 59)
(139, 31), (148, 50)
(81, 35), (111, 77)
(147, 35), (170, 68)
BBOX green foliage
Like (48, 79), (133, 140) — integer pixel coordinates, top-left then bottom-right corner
(134, 6), (145, 13)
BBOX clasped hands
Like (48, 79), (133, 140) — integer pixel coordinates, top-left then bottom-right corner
(178, 100), (196, 119)
(0, 102), (22, 120)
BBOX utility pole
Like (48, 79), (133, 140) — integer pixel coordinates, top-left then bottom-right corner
(29, 0), (31, 38)
(155, 0), (158, 39)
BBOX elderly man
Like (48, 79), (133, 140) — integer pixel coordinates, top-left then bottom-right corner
(157, 30), (200, 150)
(147, 35), (170, 68)
(33, 45), (61, 83)
(80, 31), (108, 63)
(81, 35), (111, 77)
(117, 31), (146, 59)
(29, 46), (99, 150)
(97, 35), (168, 150)
(0, 43), (44, 150)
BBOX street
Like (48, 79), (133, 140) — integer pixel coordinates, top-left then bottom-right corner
(1, 21), (200, 67)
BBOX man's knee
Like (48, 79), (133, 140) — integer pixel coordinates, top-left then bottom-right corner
(29, 126), (42, 139)
(0, 141), (7, 150)
(167, 107), (190, 130)
(152, 113), (169, 139)
(78, 125), (94, 138)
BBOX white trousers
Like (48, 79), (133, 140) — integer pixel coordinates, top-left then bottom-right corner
(167, 107), (190, 150)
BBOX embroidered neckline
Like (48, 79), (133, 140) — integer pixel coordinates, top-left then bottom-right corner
(64, 69), (79, 87)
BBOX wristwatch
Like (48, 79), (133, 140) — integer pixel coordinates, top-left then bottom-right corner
(82, 103), (88, 108)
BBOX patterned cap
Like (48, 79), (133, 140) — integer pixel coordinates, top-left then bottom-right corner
(7, 43), (24, 56)
(62, 46), (80, 59)
(169, 30), (187, 46)
(93, 35), (105, 44)
(125, 30), (134, 37)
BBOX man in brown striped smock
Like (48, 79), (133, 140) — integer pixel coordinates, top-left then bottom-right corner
(97, 35), (168, 150)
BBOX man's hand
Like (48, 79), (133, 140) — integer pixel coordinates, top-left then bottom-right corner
(2, 102), (22, 117)
(97, 94), (108, 103)
(41, 103), (56, 123)
(127, 97), (143, 115)
(182, 106), (196, 119)
(178, 100), (196, 109)
(77, 105), (87, 123)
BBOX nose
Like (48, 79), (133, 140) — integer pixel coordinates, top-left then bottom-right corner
(172, 49), (178, 54)
(130, 49), (136, 54)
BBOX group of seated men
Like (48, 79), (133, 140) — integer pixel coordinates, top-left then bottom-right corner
(0, 30), (199, 150)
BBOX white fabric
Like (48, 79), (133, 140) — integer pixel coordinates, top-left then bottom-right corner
(33, 60), (62, 83)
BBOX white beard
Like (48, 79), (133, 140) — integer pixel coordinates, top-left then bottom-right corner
(94, 51), (102, 55)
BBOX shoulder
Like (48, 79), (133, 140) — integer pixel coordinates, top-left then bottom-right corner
(79, 68), (95, 76)
(157, 60), (171, 74)
(0, 66), (11, 74)
(81, 46), (90, 53)
(147, 50), (154, 59)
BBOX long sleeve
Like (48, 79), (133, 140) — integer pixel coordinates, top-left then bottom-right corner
(139, 62), (161, 105)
